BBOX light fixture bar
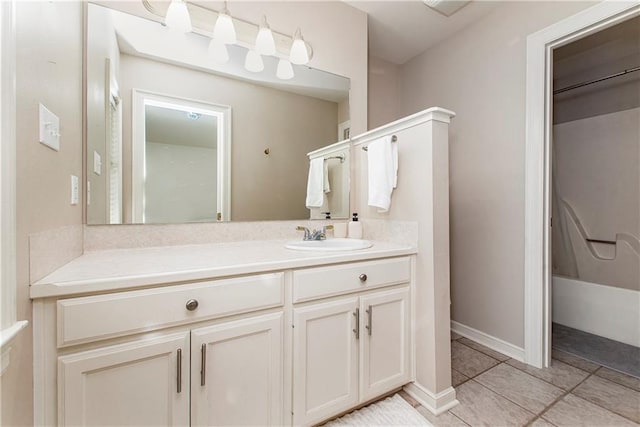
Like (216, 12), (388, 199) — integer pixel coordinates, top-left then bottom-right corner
(143, 0), (313, 61)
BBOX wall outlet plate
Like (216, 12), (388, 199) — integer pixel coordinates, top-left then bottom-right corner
(39, 103), (60, 151)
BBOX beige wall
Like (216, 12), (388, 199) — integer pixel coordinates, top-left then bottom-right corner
(368, 55), (401, 129)
(398, 1), (594, 347)
(119, 54), (338, 222)
(2, 2), (84, 426)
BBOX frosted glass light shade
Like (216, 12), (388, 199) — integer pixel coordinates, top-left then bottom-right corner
(256, 28), (276, 56)
(165, 0), (192, 33)
(290, 29), (309, 65)
(244, 50), (264, 72)
(255, 15), (276, 56)
(208, 39), (229, 63)
(276, 59), (294, 80)
(213, 13), (236, 44)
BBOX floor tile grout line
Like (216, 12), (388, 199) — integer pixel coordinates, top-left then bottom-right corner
(452, 335), (640, 426)
(455, 376), (538, 424)
(569, 376), (640, 424)
(529, 370), (596, 426)
(472, 361), (567, 421)
(504, 357), (591, 391)
(591, 366), (640, 394)
(455, 338), (506, 363)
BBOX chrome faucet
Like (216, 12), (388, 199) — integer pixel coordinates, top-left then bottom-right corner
(296, 225), (334, 241)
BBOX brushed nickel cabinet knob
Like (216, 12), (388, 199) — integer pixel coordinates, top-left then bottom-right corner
(186, 299), (199, 311)
(359, 274), (367, 282)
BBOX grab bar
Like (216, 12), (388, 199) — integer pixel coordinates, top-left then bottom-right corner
(586, 238), (616, 245)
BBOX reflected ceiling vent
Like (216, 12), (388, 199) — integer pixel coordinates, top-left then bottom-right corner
(422, 0), (471, 17)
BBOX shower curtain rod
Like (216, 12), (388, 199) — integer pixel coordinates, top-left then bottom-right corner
(553, 65), (640, 95)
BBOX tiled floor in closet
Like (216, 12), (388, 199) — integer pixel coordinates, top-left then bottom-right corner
(398, 332), (640, 426)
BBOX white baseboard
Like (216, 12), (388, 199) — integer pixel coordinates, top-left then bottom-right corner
(403, 382), (458, 415)
(552, 276), (640, 347)
(451, 320), (525, 362)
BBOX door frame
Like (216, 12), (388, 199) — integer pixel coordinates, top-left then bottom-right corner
(524, 1), (640, 368)
(131, 89), (232, 223)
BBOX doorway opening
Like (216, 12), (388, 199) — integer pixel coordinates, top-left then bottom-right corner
(132, 90), (231, 223)
(524, 2), (640, 369)
(550, 16), (639, 377)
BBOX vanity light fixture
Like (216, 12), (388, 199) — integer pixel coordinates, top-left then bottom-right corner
(150, 1), (314, 78)
(165, 0), (192, 33)
(244, 49), (265, 72)
(276, 59), (294, 80)
(208, 38), (229, 63)
(213, 2), (237, 44)
(255, 15), (276, 56)
(290, 28), (310, 65)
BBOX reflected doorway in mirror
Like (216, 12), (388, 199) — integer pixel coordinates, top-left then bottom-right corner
(132, 90), (231, 224)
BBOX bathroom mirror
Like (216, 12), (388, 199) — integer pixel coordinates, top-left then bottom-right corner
(85, 2), (351, 225)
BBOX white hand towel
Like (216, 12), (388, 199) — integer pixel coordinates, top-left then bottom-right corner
(323, 159), (331, 193)
(306, 157), (325, 208)
(367, 135), (398, 212)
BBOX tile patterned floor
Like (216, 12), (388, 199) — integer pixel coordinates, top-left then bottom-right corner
(399, 333), (640, 427)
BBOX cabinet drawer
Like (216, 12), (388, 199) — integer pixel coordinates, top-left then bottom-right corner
(57, 273), (284, 347)
(292, 257), (410, 303)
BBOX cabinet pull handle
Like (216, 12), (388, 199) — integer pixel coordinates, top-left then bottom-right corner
(176, 348), (182, 393)
(366, 305), (373, 336)
(353, 308), (360, 339)
(359, 274), (367, 282)
(200, 343), (207, 386)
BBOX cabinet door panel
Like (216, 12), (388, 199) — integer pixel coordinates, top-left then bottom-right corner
(293, 298), (359, 426)
(360, 288), (410, 401)
(191, 313), (283, 426)
(58, 332), (189, 426)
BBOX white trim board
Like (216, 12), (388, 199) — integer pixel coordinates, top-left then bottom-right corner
(403, 382), (458, 416)
(451, 321), (525, 362)
(524, 1), (640, 368)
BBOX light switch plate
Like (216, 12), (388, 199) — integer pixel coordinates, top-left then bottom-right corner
(93, 151), (102, 175)
(70, 175), (79, 205)
(39, 103), (60, 151)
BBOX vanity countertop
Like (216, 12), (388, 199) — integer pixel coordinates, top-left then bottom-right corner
(30, 239), (416, 298)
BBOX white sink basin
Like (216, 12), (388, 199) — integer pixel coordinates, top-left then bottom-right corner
(285, 238), (373, 252)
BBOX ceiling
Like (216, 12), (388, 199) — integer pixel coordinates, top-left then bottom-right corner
(145, 105), (218, 149)
(346, 1), (501, 65)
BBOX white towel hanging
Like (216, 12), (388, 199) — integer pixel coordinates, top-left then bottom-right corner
(367, 135), (398, 212)
(306, 157), (325, 208)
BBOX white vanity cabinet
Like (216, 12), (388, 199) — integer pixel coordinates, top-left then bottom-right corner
(58, 332), (190, 426)
(291, 259), (412, 426)
(190, 312), (283, 426)
(33, 245), (416, 427)
(52, 273), (285, 427)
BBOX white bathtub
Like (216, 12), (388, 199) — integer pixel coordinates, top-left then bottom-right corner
(552, 275), (640, 347)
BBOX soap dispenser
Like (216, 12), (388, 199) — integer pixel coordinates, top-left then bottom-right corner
(348, 213), (363, 239)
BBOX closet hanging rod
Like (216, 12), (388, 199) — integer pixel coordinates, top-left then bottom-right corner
(362, 135), (397, 151)
(553, 65), (640, 95)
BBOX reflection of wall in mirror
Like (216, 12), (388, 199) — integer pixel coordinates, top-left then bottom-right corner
(86, 4), (121, 225)
(120, 55), (339, 222)
(145, 142), (217, 223)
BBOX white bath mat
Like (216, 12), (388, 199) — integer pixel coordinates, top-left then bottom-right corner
(323, 394), (433, 426)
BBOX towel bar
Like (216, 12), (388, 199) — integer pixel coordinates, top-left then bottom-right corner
(362, 135), (397, 151)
